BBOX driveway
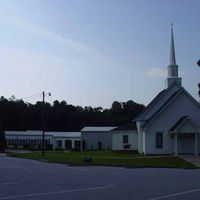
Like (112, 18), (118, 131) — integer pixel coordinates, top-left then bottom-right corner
(1, 156), (200, 200)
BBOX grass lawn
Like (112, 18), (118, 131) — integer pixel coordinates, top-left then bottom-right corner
(9, 151), (196, 168)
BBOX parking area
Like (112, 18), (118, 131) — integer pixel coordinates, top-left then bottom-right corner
(0, 156), (200, 200)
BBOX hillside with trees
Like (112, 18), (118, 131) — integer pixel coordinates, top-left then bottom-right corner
(0, 96), (145, 131)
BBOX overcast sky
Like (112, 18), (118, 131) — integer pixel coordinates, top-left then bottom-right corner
(0, 0), (200, 108)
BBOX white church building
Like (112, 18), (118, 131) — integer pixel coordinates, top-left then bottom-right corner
(134, 26), (200, 155)
(82, 27), (200, 156)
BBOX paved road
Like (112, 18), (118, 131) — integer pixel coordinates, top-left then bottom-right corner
(0, 157), (200, 200)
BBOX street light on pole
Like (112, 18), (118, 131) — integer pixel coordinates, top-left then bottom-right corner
(42, 91), (51, 156)
(197, 60), (200, 101)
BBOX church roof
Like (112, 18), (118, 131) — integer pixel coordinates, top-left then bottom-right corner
(169, 116), (200, 133)
(141, 87), (183, 128)
(135, 82), (182, 121)
(134, 89), (166, 120)
(169, 116), (188, 132)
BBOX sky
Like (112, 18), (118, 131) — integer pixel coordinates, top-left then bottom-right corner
(0, 0), (200, 108)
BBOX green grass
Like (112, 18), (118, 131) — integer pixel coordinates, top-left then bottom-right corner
(9, 151), (196, 168)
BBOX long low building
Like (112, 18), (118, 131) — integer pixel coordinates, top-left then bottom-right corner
(5, 130), (81, 151)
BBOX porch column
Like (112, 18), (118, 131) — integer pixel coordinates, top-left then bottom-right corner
(143, 132), (146, 156)
(195, 133), (198, 156)
(72, 140), (75, 148)
(174, 133), (178, 156)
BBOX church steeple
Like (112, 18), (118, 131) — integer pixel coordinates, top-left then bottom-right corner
(166, 24), (182, 88)
(169, 24), (176, 66)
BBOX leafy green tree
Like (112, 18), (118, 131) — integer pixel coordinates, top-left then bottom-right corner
(0, 96), (145, 131)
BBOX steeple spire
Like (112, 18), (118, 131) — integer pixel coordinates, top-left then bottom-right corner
(169, 23), (176, 65)
(166, 23), (182, 88)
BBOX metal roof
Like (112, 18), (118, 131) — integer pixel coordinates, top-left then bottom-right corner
(49, 132), (81, 137)
(81, 127), (116, 132)
(5, 130), (81, 138)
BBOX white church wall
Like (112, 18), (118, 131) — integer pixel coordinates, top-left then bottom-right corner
(136, 121), (143, 153)
(145, 129), (174, 155)
(144, 91), (200, 155)
(112, 130), (138, 151)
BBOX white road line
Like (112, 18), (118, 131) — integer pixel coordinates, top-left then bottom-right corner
(0, 185), (115, 200)
(148, 187), (200, 200)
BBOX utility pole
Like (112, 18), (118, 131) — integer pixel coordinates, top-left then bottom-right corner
(42, 91), (45, 156)
(197, 60), (200, 100)
(41, 91), (51, 156)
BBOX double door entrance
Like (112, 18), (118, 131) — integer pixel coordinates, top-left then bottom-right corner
(177, 134), (195, 154)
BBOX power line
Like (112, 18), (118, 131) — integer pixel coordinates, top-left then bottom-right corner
(22, 92), (42, 101)
(46, 95), (53, 103)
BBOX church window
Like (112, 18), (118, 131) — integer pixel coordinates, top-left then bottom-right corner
(57, 140), (62, 148)
(123, 135), (128, 144)
(156, 132), (163, 148)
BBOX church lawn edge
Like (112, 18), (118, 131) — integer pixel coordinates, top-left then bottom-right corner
(8, 151), (196, 169)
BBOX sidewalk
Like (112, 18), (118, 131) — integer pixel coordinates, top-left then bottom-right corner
(0, 153), (7, 157)
(180, 155), (200, 168)
(6, 149), (32, 154)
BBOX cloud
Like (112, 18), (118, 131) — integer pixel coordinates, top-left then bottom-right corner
(0, 13), (100, 56)
(146, 67), (166, 78)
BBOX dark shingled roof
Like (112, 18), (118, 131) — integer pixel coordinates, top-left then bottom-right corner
(134, 89), (166, 120)
(141, 87), (183, 129)
(169, 116), (188, 132)
(112, 121), (137, 131)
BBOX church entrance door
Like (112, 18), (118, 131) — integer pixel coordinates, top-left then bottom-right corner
(177, 134), (195, 154)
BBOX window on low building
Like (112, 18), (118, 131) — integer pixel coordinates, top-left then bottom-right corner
(123, 135), (128, 144)
(98, 141), (102, 150)
(57, 140), (62, 148)
(75, 141), (81, 148)
(156, 132), (163, 148)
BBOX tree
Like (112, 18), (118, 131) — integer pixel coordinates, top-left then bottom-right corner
(0, 129), (6, 152)
(111, 101), (122, 115)
(197, 59), (200, 67)
(0, 96), (145, 131)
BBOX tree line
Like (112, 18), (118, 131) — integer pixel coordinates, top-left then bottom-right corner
(0, 96), (145, 131)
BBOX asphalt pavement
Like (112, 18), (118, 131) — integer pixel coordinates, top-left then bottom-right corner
(0, 156), (200, 200)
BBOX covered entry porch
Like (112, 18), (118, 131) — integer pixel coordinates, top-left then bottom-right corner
(174, 133), (197, 155)
(170, 116), (200, 156)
